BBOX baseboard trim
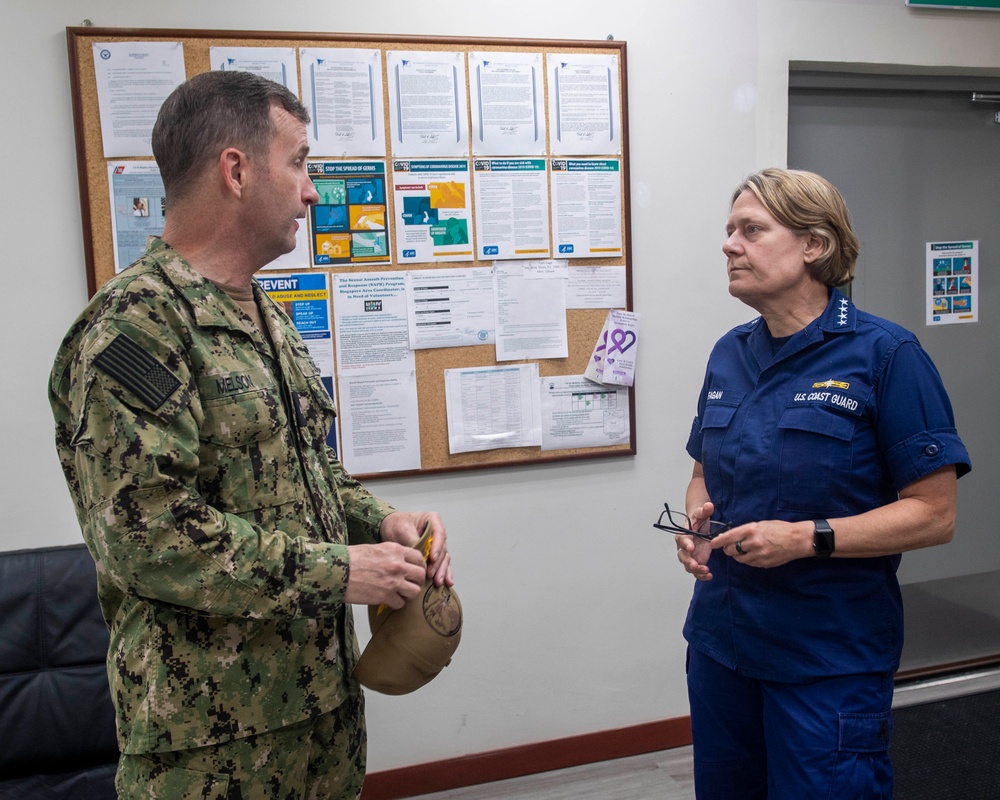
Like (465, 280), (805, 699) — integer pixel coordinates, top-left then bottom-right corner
(360, 716), (693, 800)
(895, 654), (1000, 684)
(360, 659), (1000, 799)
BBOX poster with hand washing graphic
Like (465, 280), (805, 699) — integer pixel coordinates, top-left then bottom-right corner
(927, 240), (978, 326)
(307, 160), (390, 267)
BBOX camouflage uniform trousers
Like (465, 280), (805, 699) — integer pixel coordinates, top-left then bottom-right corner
(116, 691), (366, 800)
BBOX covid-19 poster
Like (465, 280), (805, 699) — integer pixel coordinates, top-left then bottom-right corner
(307, 160), (391, 267)
(927, 240), (978, 326)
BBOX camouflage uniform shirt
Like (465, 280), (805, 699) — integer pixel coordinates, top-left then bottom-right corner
(49, 238), (393, 754)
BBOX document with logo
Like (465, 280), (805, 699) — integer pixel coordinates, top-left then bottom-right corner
(473, 158), (550, 261)
(92, 41), (186, 157)
(332, 273), (415, 375)
(404, 267), (496, 349)
(551, 159), (623, 259)
(392, 160), (474, 264)
(307, 160), (390, 266)
(300, 48), (386, 157)
(331, 272), (420, 473)
(387, 50), (468, 157)
(583, 309), (639, 387)
(547, 52), (621, 156)
(211, 46), (298, 92)
(468, 51), (546, 156)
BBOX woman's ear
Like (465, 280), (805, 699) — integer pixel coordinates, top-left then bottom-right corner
(802, 231), (827, 265)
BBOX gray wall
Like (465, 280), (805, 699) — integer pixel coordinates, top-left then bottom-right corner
(789, 73), (1000, 583)
(3, 0), (999, 773)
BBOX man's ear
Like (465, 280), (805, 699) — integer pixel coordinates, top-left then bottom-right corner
(219, 147), (248, 198)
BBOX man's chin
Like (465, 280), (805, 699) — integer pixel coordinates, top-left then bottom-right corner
(279, 230), (299, 256)
(255, 242), (297, 272)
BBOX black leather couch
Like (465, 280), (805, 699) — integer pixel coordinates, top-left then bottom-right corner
(0, 544), (118, 799)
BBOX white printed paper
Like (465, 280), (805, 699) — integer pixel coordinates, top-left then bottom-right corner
(444, 364), (542, 453)
(260, 223), (311, 272)
(332, 273), (415, 375)
(93, 41), (186, 158)
(301, 49), (385, 157)
(540, 376), (629, 450)
(493, 261), (569, 361)
(337, 371), (422, 474)
(566, 265), (627, 309)
(547, 52), (621, 156)
(469, 51), (546, 156)
(387, 51), (468, 157)
(405, 268), (495, 349)
(211, 46), (298, 91)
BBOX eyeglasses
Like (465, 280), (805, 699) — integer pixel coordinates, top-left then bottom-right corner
(653, 503), (732, 541)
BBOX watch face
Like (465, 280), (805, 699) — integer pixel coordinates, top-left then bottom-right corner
(814, 520), (835, 556)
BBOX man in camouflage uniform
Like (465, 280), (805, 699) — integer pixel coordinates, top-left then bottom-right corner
(49, 70), (452, 799)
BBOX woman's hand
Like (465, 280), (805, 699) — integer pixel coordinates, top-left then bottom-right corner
(676, 500), (716, 581)
(711, 519), (813, 567)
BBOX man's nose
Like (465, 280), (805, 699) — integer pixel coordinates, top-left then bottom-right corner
(303, 178), (319, 205)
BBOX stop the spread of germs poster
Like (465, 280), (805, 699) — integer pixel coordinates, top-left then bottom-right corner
(927, 240), (978, 326)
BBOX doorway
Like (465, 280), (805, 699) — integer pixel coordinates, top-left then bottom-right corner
(788, 69), (1000, 675)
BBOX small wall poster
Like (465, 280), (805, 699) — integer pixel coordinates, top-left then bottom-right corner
(927, 240), (978, 326)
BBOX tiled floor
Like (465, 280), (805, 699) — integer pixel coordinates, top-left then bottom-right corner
(417, 747), (696, 800)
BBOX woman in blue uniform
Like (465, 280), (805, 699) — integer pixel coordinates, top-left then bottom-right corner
(676, 168), (971, 799)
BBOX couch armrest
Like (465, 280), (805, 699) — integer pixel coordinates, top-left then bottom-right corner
(0, 544), (118, 779)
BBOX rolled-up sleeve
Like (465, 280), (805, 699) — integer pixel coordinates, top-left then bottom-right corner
(877, 340), (971, 491)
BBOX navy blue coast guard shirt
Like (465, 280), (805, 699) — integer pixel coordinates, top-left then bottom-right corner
(684, 289), (971, 681)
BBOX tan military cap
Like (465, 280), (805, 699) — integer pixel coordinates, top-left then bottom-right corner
(354, 527), (462, 695)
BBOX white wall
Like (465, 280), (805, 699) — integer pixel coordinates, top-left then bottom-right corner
(3, 0), (999, 774)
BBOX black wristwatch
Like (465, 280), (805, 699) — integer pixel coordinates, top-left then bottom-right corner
(812, 519), (835, 558)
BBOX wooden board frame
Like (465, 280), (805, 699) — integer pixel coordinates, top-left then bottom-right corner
(66, 26), (635, 479)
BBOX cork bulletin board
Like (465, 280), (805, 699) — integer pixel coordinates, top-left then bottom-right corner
(66, 26), (634, 479)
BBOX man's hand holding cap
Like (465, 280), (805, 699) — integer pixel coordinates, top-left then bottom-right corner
(354, 526), (462, 695)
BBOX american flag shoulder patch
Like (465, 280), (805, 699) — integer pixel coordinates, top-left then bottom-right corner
(93, 334), (181, 410)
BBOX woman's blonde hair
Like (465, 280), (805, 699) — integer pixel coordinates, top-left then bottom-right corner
(732, 168), (859, 288)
